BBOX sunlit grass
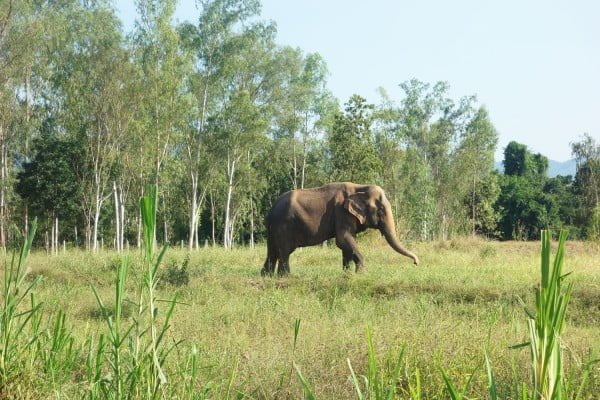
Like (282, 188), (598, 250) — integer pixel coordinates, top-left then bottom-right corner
(1, 231), (599, 398)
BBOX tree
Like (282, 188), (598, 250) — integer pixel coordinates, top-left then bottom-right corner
(382, 79), (489, 240)
(571, 134), (600, 238)
(503, 140), (548, 178)
(211, 90), (267, 249)
(271, 48), (335, 189)
(178, 0), (261, 249)
(16, 130), (84, 251)
(456, 107), (499, 236)
(49, 3), (132, 250)
(328, 95), (381, 183)
(0, 0), (50, 248)
(495, 141), (564, 240)
(133, 0), (194, 245)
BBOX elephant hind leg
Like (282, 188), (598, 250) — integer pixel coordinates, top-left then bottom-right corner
(261, 240), (278, 276)
(276, 253), (290, 276)
(276, 245), (295, 276)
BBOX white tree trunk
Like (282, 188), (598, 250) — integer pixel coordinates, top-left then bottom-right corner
(224, 154), (238, 250)
(119, 184), (125, 251)
(210, 192), (216, 247)
(55, 216), (59, 255)
(292, 139), (298, 189)
(50, 217), (54, 254)
(249, 198), (255, 249)
(188, 173), (198, 251)
(113, 181), (121, 252)
(92, 205), (100, 252)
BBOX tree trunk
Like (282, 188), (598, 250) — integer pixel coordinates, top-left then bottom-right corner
(55, 216), (59, 255)
(118, 181), (126, 252)
(188, 173), (198, 251)
(113, 181), (121, 252)
(224, 154), (237, 250)
(210, 192), (216, 247)
(85, 221), (91, 251)
(163, 194), (168, 245)
(24, 205), (28, 237)
(249, 198), (255, 249)
(50, 216), (54, 254)
(471, 172), (476, 237)
(136, 213), (141, 248)
(93, 202), (101, 252)
(301, 112), (309, 189)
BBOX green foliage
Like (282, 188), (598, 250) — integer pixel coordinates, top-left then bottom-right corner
(0, 220), (39, 387)
(496, 142), (581, 240)
(571, 134), (600, 239)
(503, 141), (548, 178)
(2, 0), (599, 252)
(162, 255), (191, 287)
(329, 95), (382, 183)
(347, 327), (405, 400)
(524, 230), (572, 399)
(1, 237), (600, 397)
(16, 131), (84, 236)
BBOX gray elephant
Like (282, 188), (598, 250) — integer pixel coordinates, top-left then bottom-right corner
(262, 182), (419, 275)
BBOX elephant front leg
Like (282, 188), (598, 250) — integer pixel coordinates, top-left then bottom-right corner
(335, 232), (365, 272)
(342, 249), (353, 271)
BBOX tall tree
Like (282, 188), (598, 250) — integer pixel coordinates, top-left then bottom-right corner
(328, 95), (381, 183)
(50, 3), (132, 250)
(15, 130), (84, 252)
(571, 134), (600, 238)
(178, 0), (260, 250)
(495, 142), (563, 240)
(455, 107), (499, 236)
(0, 0), (49, 248)
(389, 79), (484, 240)
(133, 0), (194, 244)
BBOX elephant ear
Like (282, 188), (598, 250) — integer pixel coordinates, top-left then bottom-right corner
(344, 194), (367, 225)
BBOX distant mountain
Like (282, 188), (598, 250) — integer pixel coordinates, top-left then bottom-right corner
(548, 159), (577, 177)
(494, 159), (576, 177)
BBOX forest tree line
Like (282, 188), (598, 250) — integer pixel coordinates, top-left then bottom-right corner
(1, 0), (599, 251)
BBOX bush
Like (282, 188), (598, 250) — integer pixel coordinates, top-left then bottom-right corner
(162, 255), (190, 287)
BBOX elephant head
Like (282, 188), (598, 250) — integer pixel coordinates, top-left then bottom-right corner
(344, 186), (420, 265)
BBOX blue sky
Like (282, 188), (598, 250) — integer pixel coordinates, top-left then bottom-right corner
(116, 0), (600, 161)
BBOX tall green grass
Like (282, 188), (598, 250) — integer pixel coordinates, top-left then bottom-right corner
(0, 187), (214, 398)
(0, 219), (40, 387)
(89, 185), (189, 398)
(525, 230), (572, 399)
(2, 210), (599, 398)
(479, 230), (581, 400)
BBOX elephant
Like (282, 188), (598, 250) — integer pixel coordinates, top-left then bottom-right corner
(261, 182), (419, 276)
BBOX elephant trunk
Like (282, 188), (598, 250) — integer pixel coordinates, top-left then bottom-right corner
(380, 210), (419, 265)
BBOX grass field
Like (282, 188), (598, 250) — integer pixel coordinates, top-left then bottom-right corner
(3, 233), (600, 399)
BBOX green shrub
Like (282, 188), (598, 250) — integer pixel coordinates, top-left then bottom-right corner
(162, 255), (190, 287)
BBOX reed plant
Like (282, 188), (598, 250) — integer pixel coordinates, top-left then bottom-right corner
(0, 220), (40, 388)
(347, 326), (405, 400)
(89, 185), (187, 399)
(482, 230), (576, 400)
(517, 230), (572, 399)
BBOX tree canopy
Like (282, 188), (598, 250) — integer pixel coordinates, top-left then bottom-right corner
(0, 0), (596, 250)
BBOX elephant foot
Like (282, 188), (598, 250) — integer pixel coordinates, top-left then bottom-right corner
(355, 265), (367, 274)
(261, 267), (274, 277)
